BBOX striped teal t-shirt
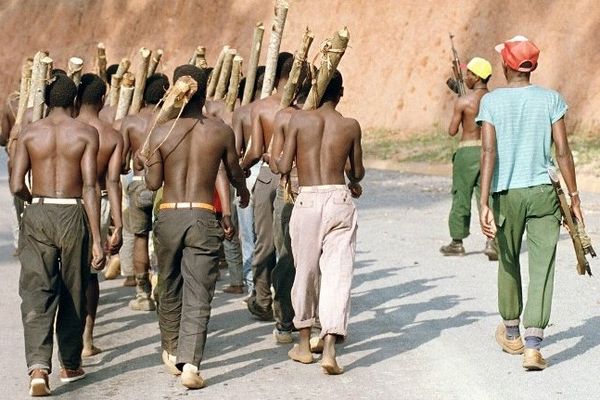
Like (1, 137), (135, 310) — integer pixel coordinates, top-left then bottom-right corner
(476, 85), (568, 193)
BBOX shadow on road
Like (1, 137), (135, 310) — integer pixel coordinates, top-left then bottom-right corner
(544, 316), (600, 366)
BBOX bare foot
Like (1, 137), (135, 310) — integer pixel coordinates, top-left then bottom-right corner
(321, 357), (344, 375)
(82, 345), (102, 357)
(288, 344), (314, 364)
(309, 336), (324, 353)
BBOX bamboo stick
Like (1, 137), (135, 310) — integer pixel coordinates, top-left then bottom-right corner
(261, 0), (289, 98)
(96, 43), (107, 81)
(280, 27), (314, 108)
(115, 72), (135, 120)
(32, 56), (53, 122)
(194, 46), (208, 69)
(27, 51), (48, 108)
(207, 45), (230, 99)
(129, 47), (152, 114)
(215, 48), (237, 100)
(147, 49), (163, 76)
(241, 23), (265, 105)
(10, 58), (33, 146)
(226, 56), (243, 112)
(303, 27), (350, 110)
(109, 58), (131, 107)
(67, 57), (84, 86)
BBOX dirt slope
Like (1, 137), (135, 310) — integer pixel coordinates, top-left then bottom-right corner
(0, 0), (598, 132)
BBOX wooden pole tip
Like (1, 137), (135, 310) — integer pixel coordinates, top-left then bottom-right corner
(97, 42), (106, 49)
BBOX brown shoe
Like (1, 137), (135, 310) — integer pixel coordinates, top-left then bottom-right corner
(440, 241), (465, 256)
(223, 285), (245, 294)
(29, 369), (50, 396)
(59, 367), (86, 383)
(162, 350), (181, 376)
(181, 370), (205, 389)
(495, 324), (524, 355)
(484, 240), (498, 261)
(523, 348), (548, 370)
(123, 276), (136, 287)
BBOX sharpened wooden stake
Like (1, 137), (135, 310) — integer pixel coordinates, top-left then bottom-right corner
(215, 48), (237, 100)
(109, 58), (131, 107)
(241, 22), (265, 105)
(115, 72), (135, 120)
(147, 49), (163, 76)
(261, 0), (289, 98)
(96, 43), (107, 81)
(32, 56), (53, 122)
(207, 45), (230, 99)
(226, 56), (243, 112)
(280, 27), (314, 108)
(67, 57), (84, 86)
(10, 58), (33, 148)
(194, 46), (208, 69)
(28, 51), (48, 108)
(129, 47), (152, 114)
(303, 27), (350, 110)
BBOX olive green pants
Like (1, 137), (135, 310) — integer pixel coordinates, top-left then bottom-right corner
(448, 146), (481, 240)
(492, 185), (560, 338)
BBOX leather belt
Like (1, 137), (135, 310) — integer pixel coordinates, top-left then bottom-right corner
(457, 140), (482, 149)
(131, 176), (145, 181)
(159, 202), (216, 212)
(31, 197), (83, 205)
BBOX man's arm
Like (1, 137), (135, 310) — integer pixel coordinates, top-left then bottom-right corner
(232, 110), (245, 158)
(81, 129), (105, 269)
(277, 118), (298, 176)
(479, 121), (496, 239)
(347, 120), (365, 183)
(269, 114), (287, 174)
(222, 127), (249, 208)
(120, 118), (131, 173)
(215, 164), (236, 240)
(106, 133), (124, 253)
(9, 135), (32, 202)
(241, 109), (264, 170)
(448, 98), (464, 136)
(552, 117), (583, 223)
(0, 102), (12, 147)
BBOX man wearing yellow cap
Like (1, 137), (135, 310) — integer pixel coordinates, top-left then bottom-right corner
(441, 57), (497, 261)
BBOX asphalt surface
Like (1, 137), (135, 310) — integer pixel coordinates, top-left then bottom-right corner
(1, 158), (599, 400)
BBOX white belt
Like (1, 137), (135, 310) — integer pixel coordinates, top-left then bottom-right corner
(131, 176), (145, 181)
(31, 198), (83, 205)
(299, 185), (347, 193)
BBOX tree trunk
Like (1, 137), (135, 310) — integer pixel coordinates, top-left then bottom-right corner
(11, 58), (33, 144)
(215, 48), (236, 100)
(115, 72), (135, 121)
(207, 45), (230, 99)
(129, 47), (152, 114)
(261, 0), (289, 99)
(67, 57), (84, 86)
(226, 56), (243, 112)
(147, 49), (163, 76)
(241, 22), (265, 105)
(27, 51), (48, 108)
(109, 58), (131, 107)
(96, 42), (107, 81)
(280, 27), (314, 108)
(194, 46), (208, 69)
(303, 27), (350, 110)
(32, 56), (53, 122)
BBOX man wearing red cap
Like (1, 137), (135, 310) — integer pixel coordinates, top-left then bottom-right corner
(477, 36), (584, 370)
(441, 57), (497, 261)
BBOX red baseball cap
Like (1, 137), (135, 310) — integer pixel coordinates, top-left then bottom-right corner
(495, 35), (540, 72)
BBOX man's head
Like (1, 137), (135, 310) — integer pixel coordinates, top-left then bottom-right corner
(106, 64), (119, 85)
(77, 73), (106, 108)
(45, 74), (77, 109)
(52, 68), (67, 76)
(173, 64), (207, 103)
(319, 70), (344, 106)
(274, 52), (294, 87)
(253, 65), (266, 100)
(295, 65), (312, 105)
(495, 35), (539, 80)
(464, 57), (492, 89)
(144, 73), (170, 105)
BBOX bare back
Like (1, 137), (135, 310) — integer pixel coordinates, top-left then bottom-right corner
(459, 90), (488, 141)
(288, 106), (361, 186)
(78, 114), (122, 188)
(18, 112), (98, 198)
(250, 96), (281, 153)
(232, 103), (254, 156)
(121, 106), (155, 175)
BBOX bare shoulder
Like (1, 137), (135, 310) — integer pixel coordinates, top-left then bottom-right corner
(342, 116), (361, 135)
(202, 116), (234, 138)
(290, 109), (319, 127)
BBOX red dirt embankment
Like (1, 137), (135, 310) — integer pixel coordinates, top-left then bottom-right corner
(0, 0), (598, 132)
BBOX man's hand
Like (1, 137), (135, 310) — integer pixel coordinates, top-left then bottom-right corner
(348, 182), (362, 198)
(107, 227), (123, 255)
(480, 205), (497, 239)
(133, 150), (147, 171)
(91, 241), (106, 271)
(221, 215), (236, 241)
(237, 187), (250, 208)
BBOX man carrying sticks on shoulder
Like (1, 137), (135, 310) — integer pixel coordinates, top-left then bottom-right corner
(278, 71), (364, 375)
(10, 74), (105, 396)
(139, 65), (249, 389)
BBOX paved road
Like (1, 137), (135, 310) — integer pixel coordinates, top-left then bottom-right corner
(1, 162), (599, 399)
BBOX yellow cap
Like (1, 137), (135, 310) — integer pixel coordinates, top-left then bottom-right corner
(466, 57), (492, 79)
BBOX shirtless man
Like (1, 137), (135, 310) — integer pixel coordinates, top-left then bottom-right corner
(278, 71), (364, 375)
(140, 65), (249, 389)
(10, 74), (105, 396)
(240, 53), (294, 320)
(440, 57), (497, 260)
(120, 73), (170, 311)
(268, 73), (310, 344)
(76, 73), (124, 357)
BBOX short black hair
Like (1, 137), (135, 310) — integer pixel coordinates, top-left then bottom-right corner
(275, 52), (294, 86)
(481, 75), (491, 84)
(319, 70), (343, 105)
(78, 73), (106, 106)
(144, 73), (170, 105)
(106, 64), (119, 84)
(237, 77), (246, 100)
(296, 74), (312, 104)
(52, 68), (67, 76)
(173, 64), (207, 103)
(253, 65), (266, 99)
(45, 74), (77, 108)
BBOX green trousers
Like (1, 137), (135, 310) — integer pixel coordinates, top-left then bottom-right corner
(448, 146), (481, 240)
(492, 185), (560, 338)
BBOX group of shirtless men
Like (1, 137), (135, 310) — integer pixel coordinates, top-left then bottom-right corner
(3, 50), (364, 395)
